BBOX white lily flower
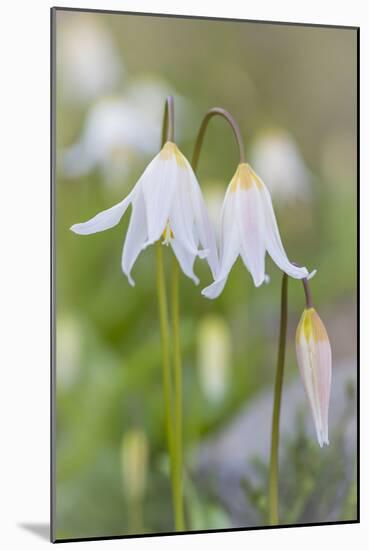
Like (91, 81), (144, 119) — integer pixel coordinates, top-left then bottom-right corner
(295, 308), (332, 447)
(250, 130), (311, 204)
(70, 142), (218, 285)
(59, 13), (122, 103)
(202, 163), (312, 299)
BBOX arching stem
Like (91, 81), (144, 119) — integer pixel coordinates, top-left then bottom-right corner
(192, 107), (245, 172)
(302, 278), (313, 308)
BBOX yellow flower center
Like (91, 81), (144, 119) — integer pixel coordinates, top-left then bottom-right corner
(162, 221), (174, 245)
(159, 141), (186, 167)
(298, 308), (328, 343)
(230, 163), (263, 192)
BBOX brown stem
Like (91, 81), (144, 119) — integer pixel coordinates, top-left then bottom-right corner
(302, 278), (313, 308)
(292, 262), (313, 309)
(192, 107), (245, 172)
(161, 96), (175, 144)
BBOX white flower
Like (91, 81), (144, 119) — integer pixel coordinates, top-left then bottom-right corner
(250, 130), (311, 204)
(197, 315), (231, 402)
(202, 163), (313, 299)
(70, 142), (218, 285)
(62, 79), (190, 184)
(295, 308), (332, 447)
(56, 316), (82, 389)
(121, 429), (149, 502)
(59, 14), (122, 103)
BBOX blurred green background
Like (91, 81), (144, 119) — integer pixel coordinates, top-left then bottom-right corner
(54, 9), (357, 540)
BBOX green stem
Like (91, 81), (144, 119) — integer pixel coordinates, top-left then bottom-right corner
(155, 242), (175, 505)
(269, 273), (289, 525)
(171, 256), (185, 530)
(156, 95), (185, 531)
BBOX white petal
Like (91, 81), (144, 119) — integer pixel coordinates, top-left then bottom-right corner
(202, 187), (239, 299)
(171, 240), (199, 285)
(255, 170), (309, 279)
(314, 340), (332, 446)
(121, 190), (148, 286)
(70, 190), (134, 235)
(235, 184), (266, 287)
(141, 154), (176, 246)
(187, 166), (219, 278)
(296, 310), (332, 447)
(296, 334), (324, 446)
(169, 165), (206, 258)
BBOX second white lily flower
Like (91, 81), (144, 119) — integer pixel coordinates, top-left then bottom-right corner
(71, 142), (218, 285)
(202, 163), (313, 299)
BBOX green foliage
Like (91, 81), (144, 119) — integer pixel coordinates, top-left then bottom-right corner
(55, 10), (357, 538)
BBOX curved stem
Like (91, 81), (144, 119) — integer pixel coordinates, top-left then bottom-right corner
(171, 256), (185, 530)
(292, 262), (313, 309)
(269, 273), (289, 525)
(302, 278), (313, 309)
(192, 107), (245, 172)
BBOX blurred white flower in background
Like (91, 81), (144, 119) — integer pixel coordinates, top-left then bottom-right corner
(56, 316), (82, 389)
(197, 315), (232, 402)
(250, 130), (312, 204)
(121, 429), (149, 503)
(62, 78), (191, 184)
(58, 14), (122, 103)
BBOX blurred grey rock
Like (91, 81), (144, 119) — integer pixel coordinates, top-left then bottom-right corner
(194, 361), (357, 526)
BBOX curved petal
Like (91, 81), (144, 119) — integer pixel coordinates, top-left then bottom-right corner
(187, 165), (219, 278)
(296, 333), (324, 446)
(171, 240), (199, 285)
(202, 188), (239, 299)
(169, 165), (205, 258)
(121, 190), (148, 286)
(235, 184), (266, 287)
(251, 167), (309, 279)
(70, 190), (134, 235)
(141, 154), (176, 246)
(311, 310), (332, 446)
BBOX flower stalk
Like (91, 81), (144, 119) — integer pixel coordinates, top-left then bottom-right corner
(269, 273), (288, 526)
(171, 255), (184, 529)
(156, 96), (185, 531)
(155, 241), (175, 486)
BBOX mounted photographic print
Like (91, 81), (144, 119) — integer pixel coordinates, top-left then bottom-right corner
(51, 7), (359, 543)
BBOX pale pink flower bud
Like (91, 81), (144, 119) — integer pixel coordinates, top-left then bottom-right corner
(295, 308), (332, 447)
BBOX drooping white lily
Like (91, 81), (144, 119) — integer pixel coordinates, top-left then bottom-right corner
(202, 163), (313, 299)
(295, 307), (332, 447)
(70, 141), (218, 285)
